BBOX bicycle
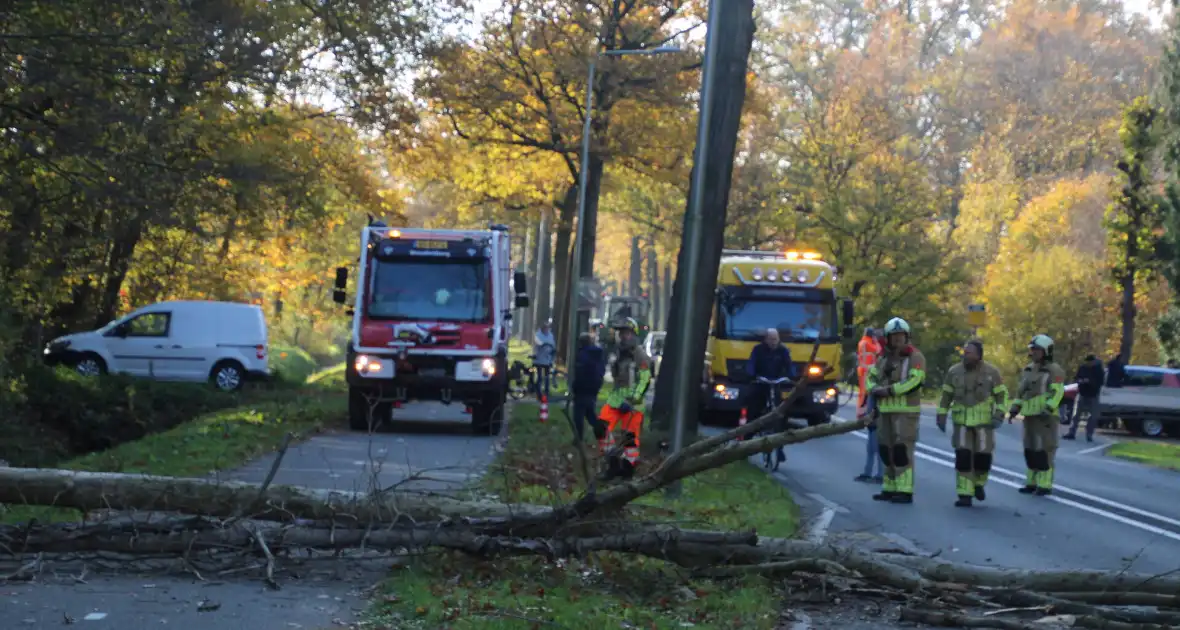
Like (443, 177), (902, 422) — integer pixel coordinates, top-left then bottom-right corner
(754, 375), (793, 472)
(507, 354), (567, 400)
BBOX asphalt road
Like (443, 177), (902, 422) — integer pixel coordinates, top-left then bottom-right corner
(711, 402), (1180, 576)
(2, 401), (501, 630)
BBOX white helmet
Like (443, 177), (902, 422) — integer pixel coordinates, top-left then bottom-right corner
(883, 317), (911, 336)
(1029, 334), (1054, 356)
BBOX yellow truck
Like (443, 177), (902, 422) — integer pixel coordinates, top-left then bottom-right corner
(702, 249), (855, 426)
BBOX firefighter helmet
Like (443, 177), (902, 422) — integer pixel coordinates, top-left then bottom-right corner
(612, 317), (639, 334)
(1029, 334), (1054, 353)
(883, 317), (911, 336)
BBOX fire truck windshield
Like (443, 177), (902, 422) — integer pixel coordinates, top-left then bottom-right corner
(718, 299), (837, 343)
(368, 259), (490, 323)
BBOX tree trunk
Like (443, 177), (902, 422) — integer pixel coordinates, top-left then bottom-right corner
(629, 236), (643, 296)
(0, 468), (549, 525)
(553, 185), (577, 365)
(1118, 212), (1140, 361)
(663, 264), (672, 330)
(1119, 269), (1136, 361)
(648, 0), (758, 454)
(647, 242), (661, 329)
(96, 221), (145, 327)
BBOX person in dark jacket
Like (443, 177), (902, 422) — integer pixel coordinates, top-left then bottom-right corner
(571, 332), (607, 444)
(1065, 354), (1104, 442)
(745, 328), (797, 463)
(1106, 353), (1125, 388)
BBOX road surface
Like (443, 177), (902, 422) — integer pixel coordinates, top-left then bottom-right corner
(2, 401), (501, 630)
(716, 402), (1180, 576)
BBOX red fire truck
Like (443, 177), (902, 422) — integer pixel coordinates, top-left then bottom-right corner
(332, 221), (530, 434)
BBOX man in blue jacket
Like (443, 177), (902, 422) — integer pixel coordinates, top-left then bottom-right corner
(745, 328), (797, 464)
(571, 331), (607, 445)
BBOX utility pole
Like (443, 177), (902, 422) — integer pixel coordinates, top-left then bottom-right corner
(649, 0), (757, 498)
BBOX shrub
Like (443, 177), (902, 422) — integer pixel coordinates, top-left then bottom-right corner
(270, 345), (318, 384)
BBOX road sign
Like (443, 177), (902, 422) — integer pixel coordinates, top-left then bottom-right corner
(967, 303), (987, 328)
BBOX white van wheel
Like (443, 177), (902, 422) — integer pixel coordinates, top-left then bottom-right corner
(1141, 418), (1165, 438)
(75, 354), (106, 377)
(212, 361), (244, 391)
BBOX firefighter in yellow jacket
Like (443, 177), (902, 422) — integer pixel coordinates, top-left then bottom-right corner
(936, 340), (1009, 507)
(866, 317), (926, 504)
(595, 317), (652, 481)
(1009, 334), (1066, 496)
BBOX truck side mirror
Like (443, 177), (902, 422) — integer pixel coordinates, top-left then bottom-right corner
(333, 267), (348, 304)
(515, 294), (530, 309)
(513, 270), (528, 293)
(841, 298), (854, 326)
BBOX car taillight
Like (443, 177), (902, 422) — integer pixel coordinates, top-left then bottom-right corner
(256, 345), (266, 359)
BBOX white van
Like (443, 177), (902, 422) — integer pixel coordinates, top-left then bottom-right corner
(43, 300), (271, 391)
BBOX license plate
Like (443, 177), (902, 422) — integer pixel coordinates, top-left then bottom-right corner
(414, 240), (448, 250)
(419, 368), (446, 378)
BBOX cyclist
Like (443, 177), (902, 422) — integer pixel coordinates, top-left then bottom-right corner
(745, 327), (797, 465)
(533, 320), (556, 398)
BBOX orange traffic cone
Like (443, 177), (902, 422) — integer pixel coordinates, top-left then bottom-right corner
(539, 394), (549, 423)
(738, 407), (748, 441)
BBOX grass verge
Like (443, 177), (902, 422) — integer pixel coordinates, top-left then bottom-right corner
(366, 400), (799, 629)
(1, 386), (346, 524)
(1107, 440), (1180, 471)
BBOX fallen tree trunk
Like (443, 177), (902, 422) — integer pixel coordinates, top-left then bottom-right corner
(4, 517), (1180, 628)
(0, 467), (550, 524)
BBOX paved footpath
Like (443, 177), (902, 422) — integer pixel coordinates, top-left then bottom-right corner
(2, 401), (501, 630)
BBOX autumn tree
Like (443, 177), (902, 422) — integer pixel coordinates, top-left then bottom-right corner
(0, 0), (454, 354)
(1106, 97), (1164, 361)
(415, 0), (702, 359)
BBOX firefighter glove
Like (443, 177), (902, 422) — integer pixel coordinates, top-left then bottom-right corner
(935, 414), (947, 433)
(1008, 405), (1020, 421)
(871, 386), (891, 398)
(617, 401), (634, 414)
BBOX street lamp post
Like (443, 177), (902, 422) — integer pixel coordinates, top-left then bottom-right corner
(565, 45), (682, 382)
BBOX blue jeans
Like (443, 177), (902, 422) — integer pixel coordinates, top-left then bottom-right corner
(863, 426), (883, 477)
(534, 365), (551, 397)
(571, 394), (600, 442)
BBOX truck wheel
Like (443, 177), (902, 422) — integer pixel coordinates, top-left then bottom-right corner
(1140, 418), (1165, 438)
(472, 394), (505, 436)
(807, 413), (831, 427)
(348, 387), (390, 432)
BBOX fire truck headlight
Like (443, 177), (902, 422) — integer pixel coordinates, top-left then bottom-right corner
(355, 354), (383, 373)
(481, 358), (496, 376)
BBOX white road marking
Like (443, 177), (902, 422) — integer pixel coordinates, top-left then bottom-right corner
(805, 491), (851, 514)
(835, 415), (1180, 531)
(805, 507), (837, 543)
(845, 430), (1180, 543)
(1078, 443), (1112, 455)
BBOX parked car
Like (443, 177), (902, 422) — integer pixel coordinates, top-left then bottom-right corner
(43, 300), (271, 391)
(1100, 366), (1180, 438)
(1061, 365), (1180, 438)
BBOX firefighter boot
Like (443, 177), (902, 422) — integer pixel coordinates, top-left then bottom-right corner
(955, 495), (973, 507)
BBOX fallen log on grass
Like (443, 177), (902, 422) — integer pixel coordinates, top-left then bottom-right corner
(3, 517), (1179, 628)
(0, 467), (550, 524)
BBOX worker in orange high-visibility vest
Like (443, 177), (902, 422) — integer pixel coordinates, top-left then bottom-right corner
(857, 327), (883, 415)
